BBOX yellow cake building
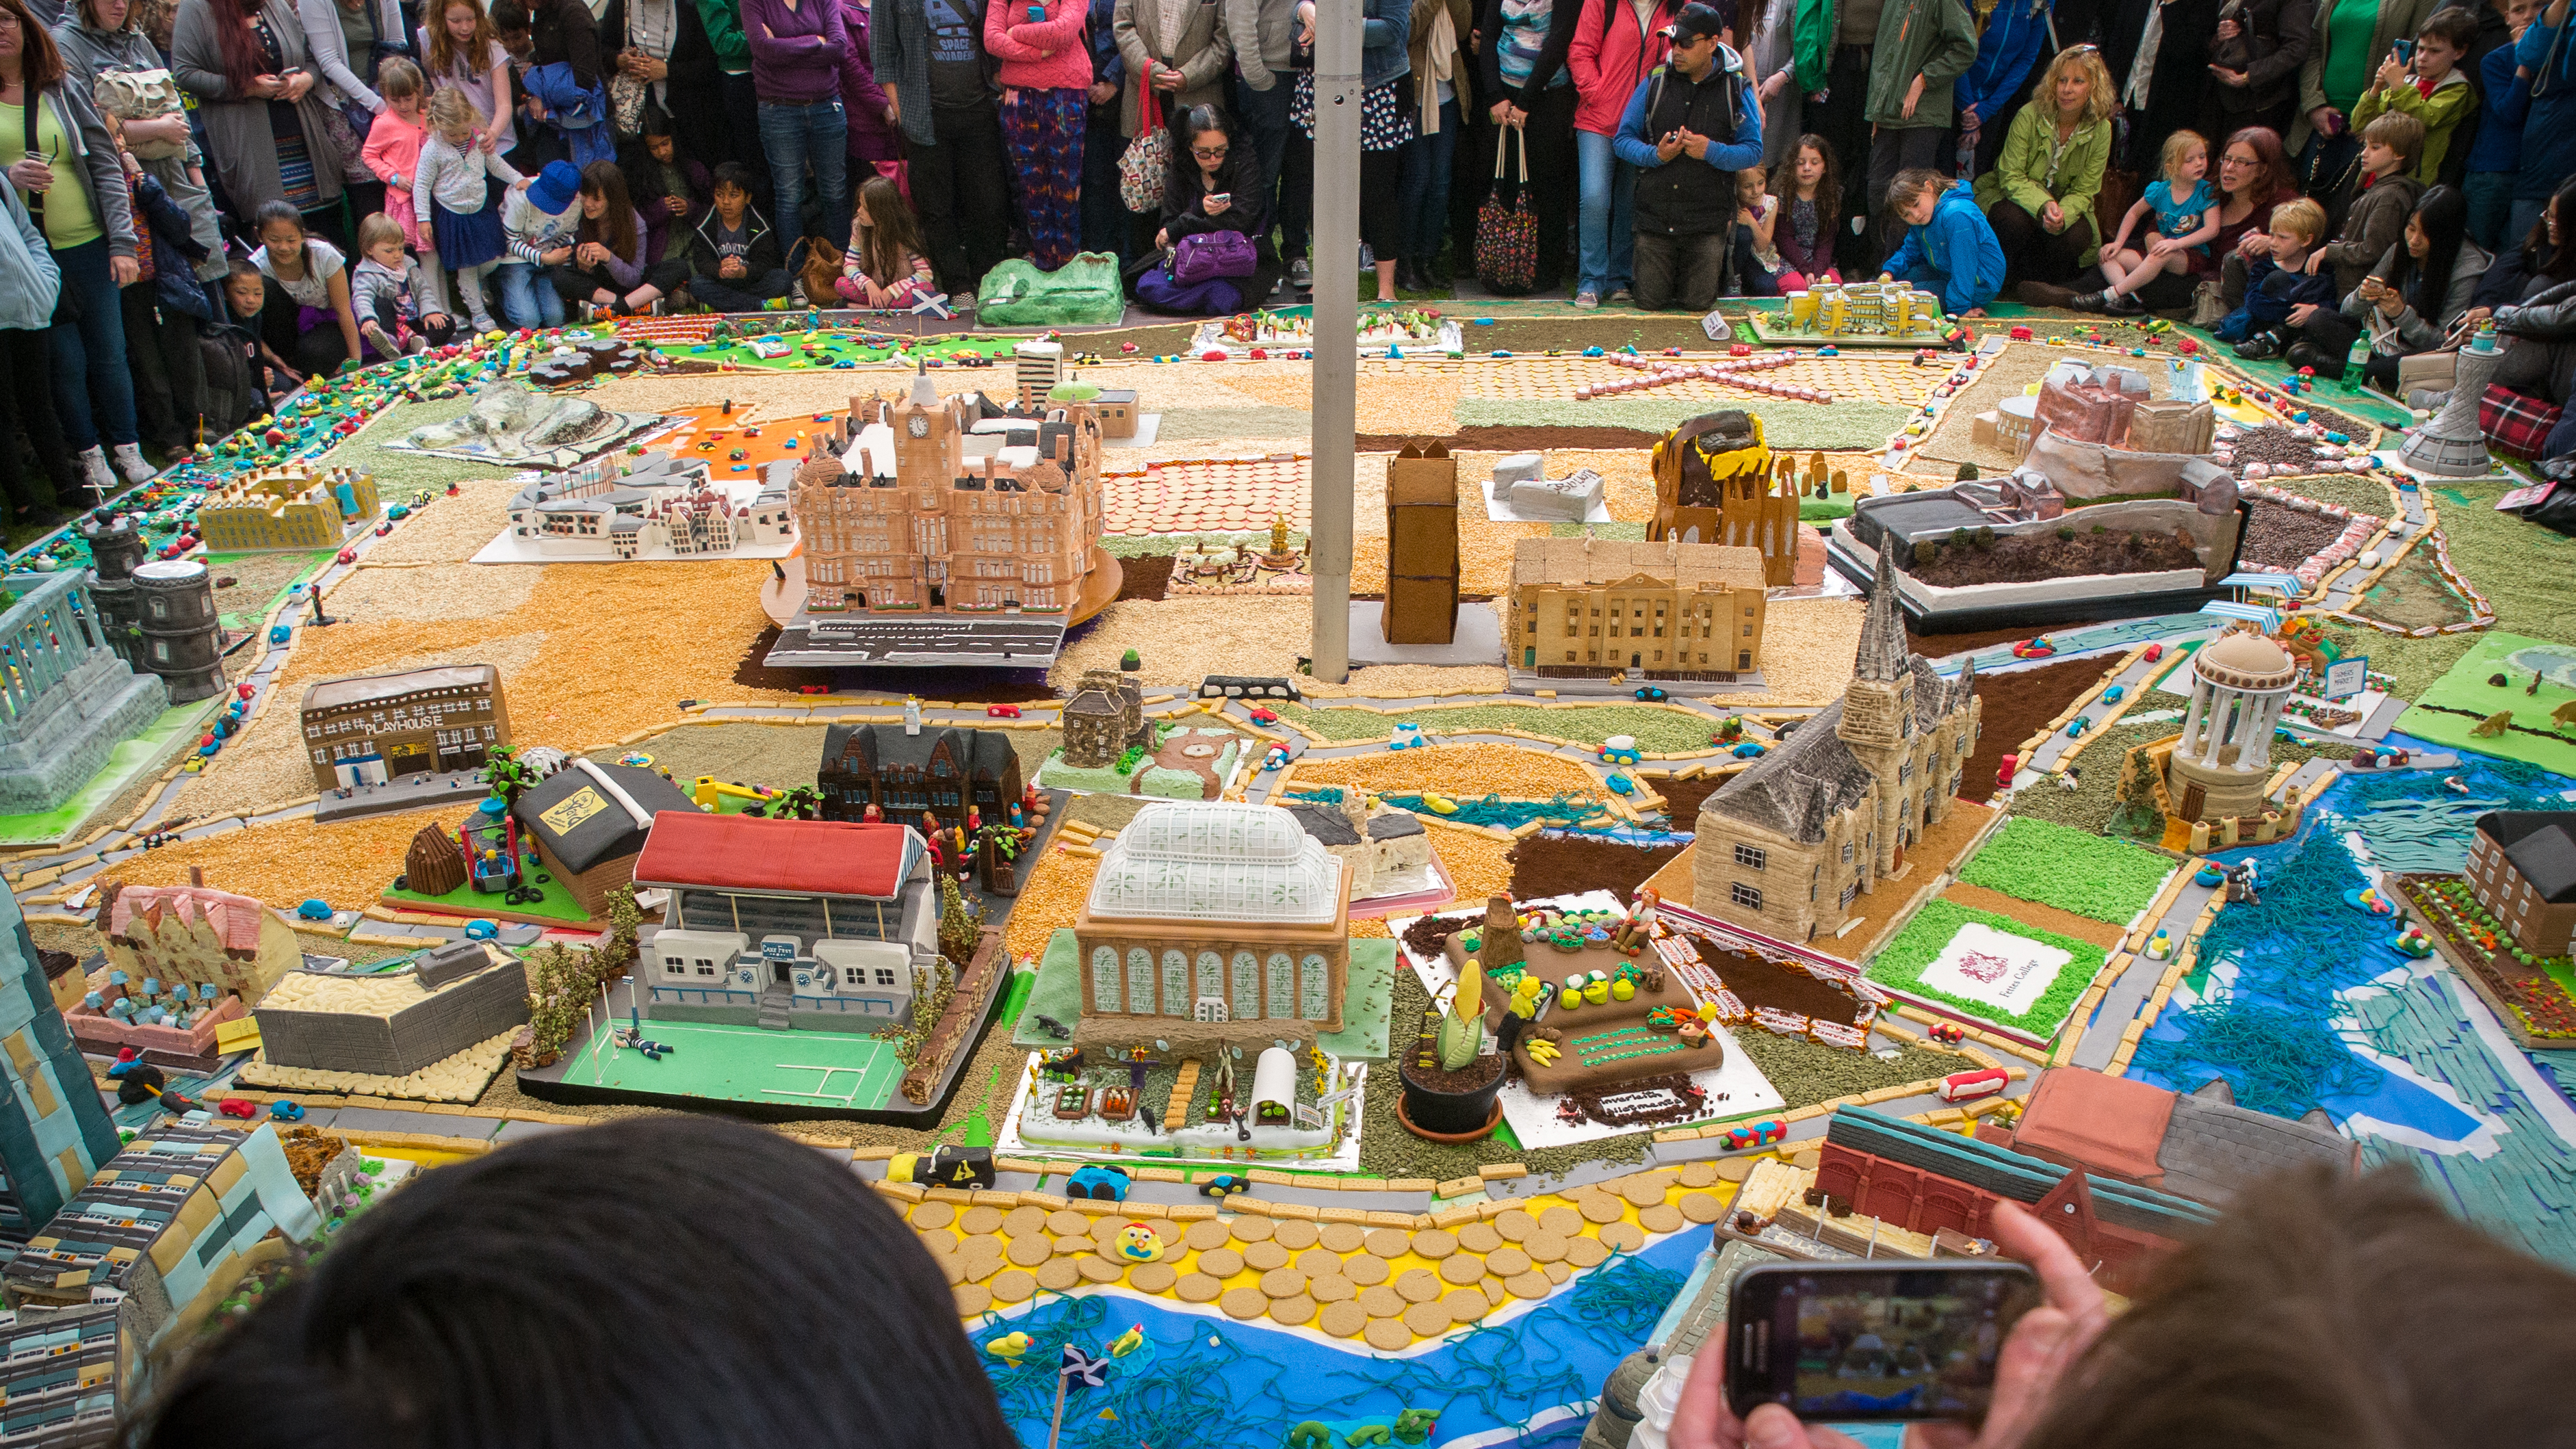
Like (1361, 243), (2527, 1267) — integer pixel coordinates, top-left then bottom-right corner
(196, 465), (379, 552)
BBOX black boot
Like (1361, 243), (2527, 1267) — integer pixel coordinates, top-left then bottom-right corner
(2285, 341), (2337, 374)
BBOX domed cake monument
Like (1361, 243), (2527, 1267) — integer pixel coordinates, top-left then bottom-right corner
(2164, 629), (2300, 823)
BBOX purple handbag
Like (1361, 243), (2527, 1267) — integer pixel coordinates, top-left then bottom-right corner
(1172, 230), (1256, 285)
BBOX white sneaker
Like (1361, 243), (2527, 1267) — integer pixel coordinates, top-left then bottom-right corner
(76, 446), (115, 499)
(111, 443), (157, 484)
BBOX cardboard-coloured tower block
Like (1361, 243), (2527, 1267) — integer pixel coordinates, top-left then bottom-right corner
(1384, 442), (1461, 644)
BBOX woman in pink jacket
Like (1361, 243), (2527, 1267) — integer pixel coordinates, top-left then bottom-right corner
(984, 0), (1087, 267)
(1565, 0), (1678, 305)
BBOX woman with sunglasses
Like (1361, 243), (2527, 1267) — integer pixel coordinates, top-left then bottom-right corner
(1127, 102), (1281, 311)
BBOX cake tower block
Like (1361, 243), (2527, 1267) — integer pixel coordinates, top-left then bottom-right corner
(2397, 328), (2503, 478)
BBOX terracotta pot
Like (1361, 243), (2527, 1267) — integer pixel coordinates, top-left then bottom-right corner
(1398, 1054), (1505, 1138)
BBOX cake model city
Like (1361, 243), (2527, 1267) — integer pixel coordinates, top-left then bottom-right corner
(9, 257), (2576, 1449)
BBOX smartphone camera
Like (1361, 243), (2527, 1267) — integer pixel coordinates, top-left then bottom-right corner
(1726, 1262), (2042, 1426)
(2394, 38), (2416, 62)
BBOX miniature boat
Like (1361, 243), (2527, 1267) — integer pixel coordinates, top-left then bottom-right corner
(2196, 863), (2226, 887)
(2393, 927), (2436, 958)
(2012, 637), (2056, 658)
(2343, 887), (2396, 918)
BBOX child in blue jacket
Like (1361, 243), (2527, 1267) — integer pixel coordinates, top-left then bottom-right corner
(1877, 170), (2005, 315)
(2220, 196), (2337, 349)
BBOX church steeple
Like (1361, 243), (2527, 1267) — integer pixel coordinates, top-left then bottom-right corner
(1856, 542), (1908, 682)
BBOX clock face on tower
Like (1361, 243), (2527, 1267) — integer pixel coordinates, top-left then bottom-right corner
(908, 415), (929, 437)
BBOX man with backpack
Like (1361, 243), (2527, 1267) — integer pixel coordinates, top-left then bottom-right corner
(1613, 1), (1762, 309)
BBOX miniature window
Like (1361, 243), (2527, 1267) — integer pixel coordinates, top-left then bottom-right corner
(1266, 953), (1295, 1019)
(1163, 950), (1190, 1015)
(1732, 882), (1763, 911)
(1841, 881), (1859, 908)
(1231, 951), (1260, 1020)
(876, 967), (898, 986)
(1741, 624), (1753, 637)
(1091, 946), (1122, 1013)
(1842, 842), (1854, 863)
(1899, 759), (1912, 781)
(697, 963), (717, 977)
(1735, 844), (1766, 870)
(1300, 954), (1330, 1019)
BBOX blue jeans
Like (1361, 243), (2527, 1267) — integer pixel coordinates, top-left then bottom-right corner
(1576, 129), (1636, 298)
(1236, 73), (1307, 261)
(48, 239), (135, 451)
(760, 97), (850, 243)
(2464, 172), (2518, 252)
(495, 261), (564, 329)
(1398, 99), (1459, 265)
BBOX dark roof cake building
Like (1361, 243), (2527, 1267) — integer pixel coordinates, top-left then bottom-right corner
(2467, 811), (2576, 957)
(817, 720), (1024, 832)
(509, 760), (701, 913)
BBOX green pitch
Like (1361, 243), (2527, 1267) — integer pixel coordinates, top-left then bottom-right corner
(566, 1017), (908, 1110)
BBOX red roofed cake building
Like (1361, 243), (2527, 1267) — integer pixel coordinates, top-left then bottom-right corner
(630, 813), (939, 1031)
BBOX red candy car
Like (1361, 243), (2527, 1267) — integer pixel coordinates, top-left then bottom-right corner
(986, 703), (1022, 718)
(218, 1097), (258, 1120)
(336, 547), (357, 564)
(798, 684), (831, 695)
(1246, 705), (1279, 724)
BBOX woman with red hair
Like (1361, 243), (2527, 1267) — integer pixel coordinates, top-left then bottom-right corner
(172, 0), (351, 236)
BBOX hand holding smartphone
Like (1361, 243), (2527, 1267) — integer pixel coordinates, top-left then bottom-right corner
(1725, 1261), (2043, 1425)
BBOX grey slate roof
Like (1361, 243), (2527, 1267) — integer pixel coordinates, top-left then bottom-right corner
(1827, 1108), (2217, 1237)
(2152, 1095), (2362, 1208)
(2482, 812), (2576, 903)
(1288, 804), (1360, 846)
(1855, 541), (1910, 683)
(1367, 812), (1424, 841)
(1700, 698), (1876, 844)
(821, 723), (1019, 783)
(512, 762), (699, 874)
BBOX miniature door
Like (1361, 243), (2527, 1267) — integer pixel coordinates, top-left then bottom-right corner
(1383, 442), (1460, 644)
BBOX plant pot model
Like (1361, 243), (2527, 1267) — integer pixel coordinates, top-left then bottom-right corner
(1398, 1052), (1505, 1140)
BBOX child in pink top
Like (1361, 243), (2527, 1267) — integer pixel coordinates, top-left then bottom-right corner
(983, 0), (1088, 268)
(361, 60), (450, 316)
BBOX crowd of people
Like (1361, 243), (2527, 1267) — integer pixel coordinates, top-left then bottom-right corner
(0, 0), (2570, 525)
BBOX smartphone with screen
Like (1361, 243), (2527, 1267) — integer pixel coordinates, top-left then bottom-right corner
(2394, 38), (2415, 63)
(1206, 193), (1230, 206)
(1724, 1261), (2042, 1425)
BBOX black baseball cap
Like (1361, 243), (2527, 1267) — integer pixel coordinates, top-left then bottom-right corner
(1661, 2), (1728, 42)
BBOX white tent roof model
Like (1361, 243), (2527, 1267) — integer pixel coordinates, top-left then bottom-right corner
(1086, 803), (1344, 924)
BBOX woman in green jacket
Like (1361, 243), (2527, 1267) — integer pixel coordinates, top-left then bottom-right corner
(1971, 43), (2111, 292)
(2289, 0), (2432, 190)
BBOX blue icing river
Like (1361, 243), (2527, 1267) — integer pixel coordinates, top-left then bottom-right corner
(2127, 747), (2576, 1261)
(975, 1230), (1704, 1449)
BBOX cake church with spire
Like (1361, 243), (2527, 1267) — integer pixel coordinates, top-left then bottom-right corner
(1689, 547), (1983, 941)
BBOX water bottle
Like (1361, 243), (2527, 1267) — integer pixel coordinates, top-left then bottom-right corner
(2340, 333), (2369, 391)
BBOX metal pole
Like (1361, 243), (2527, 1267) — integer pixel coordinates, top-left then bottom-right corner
(1307, 0), (1362, 684)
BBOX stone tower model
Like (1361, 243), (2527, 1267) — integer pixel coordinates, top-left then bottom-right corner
(1061, 666), (1145, 768)
(2163, 629), (2298, 823)
(1837, 545), (1918, 875)
(2397, 332), (2503, 477)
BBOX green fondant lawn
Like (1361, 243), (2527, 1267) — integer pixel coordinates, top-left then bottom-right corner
(1864, 899), (2105, 1041)
(1957, 817), (2176, 926)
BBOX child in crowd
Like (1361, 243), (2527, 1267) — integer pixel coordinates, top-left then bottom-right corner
(2223, 196), (2337, 350)
(413, 88), (528, 334)
(1878, 168), (2006, 316)
(837, 175), (943, 311)
(2352, 8), (2480, 185)
(690, 164), (789, 312)
(2316, 112), (2428, 297)
(2460, 0), (2537, 248)
(1770, 135), (1841, 292)
(362, 60), (452, 319)
(621, 106), (712, 287)
(2076, 130), (2217, 314)
(352, 213), (458, 357)
(501, 161), (586, 328)
(2291, 184), (2488, 380)
(224, 259), (302, 404)
(556, 161), (691, 316)
(250, 204), (365, 379)
(112, 129), (213, 460)
(1732, 168), (1784, 296)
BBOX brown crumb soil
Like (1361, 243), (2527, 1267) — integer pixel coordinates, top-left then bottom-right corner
(1506, 833), (1687, 903)
(1116, 553), (1175, 602)
(1694, 941), (1864, 1025)
(2237, 498), (2355, 572)
(1901, 526), (2201, 586)
(1960, 656), (2119, 803)
(1401, 1052), (1505, 1095)
(1910, 623), (2051, 657)
(1653, 773), (1728, 827)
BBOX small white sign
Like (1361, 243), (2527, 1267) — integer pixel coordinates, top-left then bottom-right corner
(2325, 657), (2370, 701)
(1917, 922), (2072, 1017)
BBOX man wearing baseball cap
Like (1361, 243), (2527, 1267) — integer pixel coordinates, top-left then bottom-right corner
(1609, 1), (1763, 311)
